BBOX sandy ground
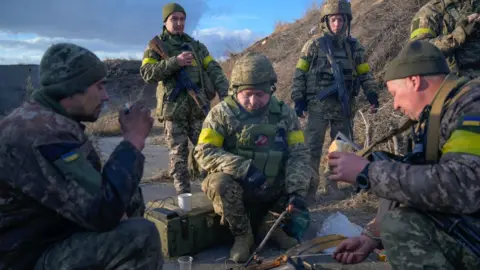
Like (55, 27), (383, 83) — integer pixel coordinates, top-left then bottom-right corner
(97, 136), (390, 270)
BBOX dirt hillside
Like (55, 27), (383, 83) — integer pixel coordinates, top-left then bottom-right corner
(0, 0), (431, 151)
(219, 0), (430, 155)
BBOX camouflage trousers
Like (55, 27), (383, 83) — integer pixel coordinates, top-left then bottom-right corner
(381, 207), (480, 270)
(201, 172), (288, 237)
(34, 218), (163, 270)
(164, 115), (204, 194)
(305, 109), (352, 191)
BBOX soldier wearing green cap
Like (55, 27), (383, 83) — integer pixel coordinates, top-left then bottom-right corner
(409, 0), (480, 78)
(327, 40), (480, 269)
(140, 2), (229, 195)
(194, 52), (312, 263)
(290, 0), (381, 196)
(0, 43), (163, 270)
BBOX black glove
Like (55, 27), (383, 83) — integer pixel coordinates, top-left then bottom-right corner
(294, 99), (307, 117)
(244, 165), (267, 190)
(366, 92), (379, 108)
(288, 194), (307, 211)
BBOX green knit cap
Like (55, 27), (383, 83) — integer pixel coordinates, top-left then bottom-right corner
(163, 3), (186, 22)
(39, 43), (107, 100)
(384, 40), (450, 82)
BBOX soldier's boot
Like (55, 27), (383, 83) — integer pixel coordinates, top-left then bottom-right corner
(230, 227), (254, 263)
(257, 213), (298, 249)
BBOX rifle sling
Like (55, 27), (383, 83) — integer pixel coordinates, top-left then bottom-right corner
(357, 73), (470, 159)
(425, 73), (468, 162)
(356, 119), (415, 157)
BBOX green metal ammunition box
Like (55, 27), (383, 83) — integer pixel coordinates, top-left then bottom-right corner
(144, 192), (233, 258)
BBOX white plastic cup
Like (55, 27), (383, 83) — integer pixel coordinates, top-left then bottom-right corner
(178, 256), (193, 270)
(178, 193), (192, 212)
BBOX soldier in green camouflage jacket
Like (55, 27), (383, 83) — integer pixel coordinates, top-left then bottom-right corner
(0, 43), (162, 270)
(330, 40), (480, 269)
(140, 3), (229, 194)
(194, 52), (312, 263)
(290, 0), (380, 193)
(409, 0), (480, 78)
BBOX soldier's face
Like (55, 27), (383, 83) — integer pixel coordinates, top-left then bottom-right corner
(386, 76), (430, 121)
(165, 12), (186, 34)
(328, 15), (345, 34)
(236, 89), (271, 112)
(61, 78), (109, 122)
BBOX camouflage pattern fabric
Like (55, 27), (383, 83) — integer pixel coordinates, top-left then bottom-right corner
(164, 111), (203, 193)
(381, 207), (479, 270)
(367, 79), (480, 267)
(194, 98), (311, 236)
(291, 20), (379, 189)
(38, 42), (107, 100)
(201, 172), (289, 237)
(35, 218), (163, 270)
(0, 100), (161, 270)
(409, 0), (480, 77)
(194, 97), (311, 199)
(140, 30), (229, 193)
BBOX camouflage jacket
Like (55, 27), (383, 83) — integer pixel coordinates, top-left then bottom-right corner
(369, 77), (480, 214)
(0, 99), (145, 270)
(193, 96), (311, 199)
(140, 29), (229, 122)
(409, 0), (480, 76)
(290, 29), (379, 120)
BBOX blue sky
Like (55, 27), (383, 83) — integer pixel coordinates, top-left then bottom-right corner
(0, 0), (322, 64)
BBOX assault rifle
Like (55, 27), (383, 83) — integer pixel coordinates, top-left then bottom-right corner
(148, 36), (209, 116)
(317, 35), (354, 140)
(334, 131), (480, 260)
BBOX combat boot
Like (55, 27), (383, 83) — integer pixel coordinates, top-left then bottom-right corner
(230, 228), (254, 263)
(269, 227), (298, 249)
(257, 215), (298, 249)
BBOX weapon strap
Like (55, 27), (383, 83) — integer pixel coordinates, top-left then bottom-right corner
(356, 119), (415, 157)
(425, 73), (469, 162)
(357, 73), (471, 159)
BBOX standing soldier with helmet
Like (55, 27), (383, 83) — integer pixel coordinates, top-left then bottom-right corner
(140, 2), (229, 195)
(290, 0), (380, 194)
(409, 0), (480, 79)
(194, 52), (312, 263)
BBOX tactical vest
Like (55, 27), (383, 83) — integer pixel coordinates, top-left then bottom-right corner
(222, 96), (288, 186)
(158, 32), (202, 89)
(310, 35), (360, 99)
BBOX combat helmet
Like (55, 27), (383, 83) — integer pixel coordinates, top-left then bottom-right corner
(229, 52), (277, 95)
(320, 0), (352, 36)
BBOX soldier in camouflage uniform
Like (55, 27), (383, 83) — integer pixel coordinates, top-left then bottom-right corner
(410, 0), (480, 78)
(329, 40), (480, 269)
(194, 52), (312, 263)
(291, 0), (380, 193)
(140, 3), (229, 194)
(0, 43), (163, 270)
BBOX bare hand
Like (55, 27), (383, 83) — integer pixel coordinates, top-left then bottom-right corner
(369, 104), (377, 114)
(327, 152), (369, 184)
(332, 235), (378, 264)
(176, 52), (194, 66)
(468, 13), (479, 23)
(119, 103), (154, 151)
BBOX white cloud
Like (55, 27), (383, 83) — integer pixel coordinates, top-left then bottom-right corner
(0, 0), (262, 64)
(192, 27), (262, 59)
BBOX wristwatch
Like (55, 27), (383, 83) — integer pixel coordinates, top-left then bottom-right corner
(356, 163), (371, 190)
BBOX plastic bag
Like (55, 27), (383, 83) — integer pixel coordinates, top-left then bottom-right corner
(317, 212), (363, 253)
